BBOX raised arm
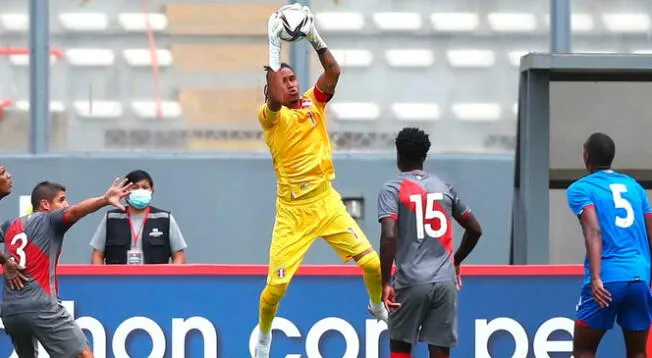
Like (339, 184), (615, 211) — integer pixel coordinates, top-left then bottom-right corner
(265, 12), (286, 112)
(62, 178), (133, 226)
(304, 8), (341, 95)
(265, 68), (285, 112)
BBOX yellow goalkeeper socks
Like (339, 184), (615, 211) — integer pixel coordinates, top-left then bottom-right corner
(259, 283), (287, 333)
(358, 252), (383, 305)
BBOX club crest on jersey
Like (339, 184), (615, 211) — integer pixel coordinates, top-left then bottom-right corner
(301, 99), (313, 108)
(277, 268), (286, 278)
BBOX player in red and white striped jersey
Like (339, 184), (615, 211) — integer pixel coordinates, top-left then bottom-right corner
(1, 178), (133, 358)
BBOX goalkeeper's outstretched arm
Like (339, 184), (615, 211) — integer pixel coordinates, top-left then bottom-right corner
(304, 10), (341, 95)
(266, 13), (286, 112)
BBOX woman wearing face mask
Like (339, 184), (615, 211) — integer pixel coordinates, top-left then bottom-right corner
(89, 169), (188, 265)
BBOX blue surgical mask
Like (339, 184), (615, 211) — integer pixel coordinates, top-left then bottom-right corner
(128, 189), (152, 209)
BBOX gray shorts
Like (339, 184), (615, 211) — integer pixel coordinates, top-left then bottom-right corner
(2, 303), (88, 358)
(388, 281), (458, 348)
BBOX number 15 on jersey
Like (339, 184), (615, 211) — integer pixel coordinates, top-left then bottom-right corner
(410, 193), (449, 240)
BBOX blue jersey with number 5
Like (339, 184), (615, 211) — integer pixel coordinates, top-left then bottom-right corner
(567, 169), (652, 286)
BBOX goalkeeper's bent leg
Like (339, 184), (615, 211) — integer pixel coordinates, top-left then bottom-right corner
(356, 250), (383, 305)
(259, 283), (289, 333)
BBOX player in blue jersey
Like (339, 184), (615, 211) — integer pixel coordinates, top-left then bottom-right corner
(567, 132), (652, 358)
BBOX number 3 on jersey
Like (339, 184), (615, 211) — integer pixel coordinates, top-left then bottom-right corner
(409, 193), (448, 239)
(610, 183), (634, 228)
(9, 232), (28, 267)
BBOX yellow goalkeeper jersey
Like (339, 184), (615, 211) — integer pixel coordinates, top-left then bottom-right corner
(258, 86), (335, 200)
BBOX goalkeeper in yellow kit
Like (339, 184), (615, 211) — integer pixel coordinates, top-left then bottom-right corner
(253, 4), (387, 358)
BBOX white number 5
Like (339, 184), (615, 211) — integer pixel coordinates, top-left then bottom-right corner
(610, 184), (634, 228)
(10, 232), (28, 267)
(409, 193), (448, 239)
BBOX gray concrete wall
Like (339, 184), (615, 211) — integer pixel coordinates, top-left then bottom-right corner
(0, 154), (514, 264)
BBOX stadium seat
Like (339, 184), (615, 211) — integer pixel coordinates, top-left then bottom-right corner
(132, 101), (182, 118)
(0, 13), (28, 32)
(391, 103), (440, 121)
(118, 13), (168, 32)
(123, 49), (173, 67)
(179, 89), (262, 124)
(166, 3), (276, 35)
(430, 13), (479, 32)
(73, 101), (123, 118)
(315, 12), (365, 32)
(65, 49), (115, 67)
(452, 103), (501, 121)
(543, 13), (594, 33)
(385, 49), (434, 68)
(14, 101), (65, 112)
(58, 13), (109, 32)
(372, 12), (422, 31)
(447, 50), (495, 68)
(171, 44), (288, 72)
(330, 49), (373, 68)
(602, 13), (650, 33)
(9, 54), (59, 67)
(488, 13), (537, 32)
(330, 102), (380, 121)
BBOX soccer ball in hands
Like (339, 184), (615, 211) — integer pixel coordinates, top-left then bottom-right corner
(276, 4), (313, 42)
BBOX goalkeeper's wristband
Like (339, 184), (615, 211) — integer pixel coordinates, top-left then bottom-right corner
(307, 29), (328, 53)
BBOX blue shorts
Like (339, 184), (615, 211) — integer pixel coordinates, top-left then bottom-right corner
(575, 280), (652, 331)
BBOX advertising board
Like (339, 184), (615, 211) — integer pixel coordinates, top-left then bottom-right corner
(0, 265), (639, 357)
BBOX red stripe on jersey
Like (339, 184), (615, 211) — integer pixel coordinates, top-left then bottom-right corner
(5, 220), (52, 295)
(313, 86), (333, 103)
(398, 179), (454, 255)
(581, 204), (595, 215)
(458, 211), (472, 220)
(645, 213), (652, 218)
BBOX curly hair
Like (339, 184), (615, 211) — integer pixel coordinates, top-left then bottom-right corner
(263, 63), (294, 102)
(395, 127), (431, 163)
(585, 132), (615, 167)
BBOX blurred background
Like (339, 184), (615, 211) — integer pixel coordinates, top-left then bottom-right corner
(1, 0), (651, 264)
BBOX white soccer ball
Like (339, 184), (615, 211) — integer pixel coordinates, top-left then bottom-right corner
(276, 5), (313, 42)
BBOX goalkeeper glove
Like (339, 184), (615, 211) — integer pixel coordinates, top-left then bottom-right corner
(267, 13), (284, 71)
(302, 6), (328, 52)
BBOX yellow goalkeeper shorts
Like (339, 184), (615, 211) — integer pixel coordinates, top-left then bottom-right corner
(266, 182), (372, 286)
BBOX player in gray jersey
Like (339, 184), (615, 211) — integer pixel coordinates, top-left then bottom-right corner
(377, 127), (483, 358)
(0, 164), (31, 290)
(1, 178), (133, 358)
